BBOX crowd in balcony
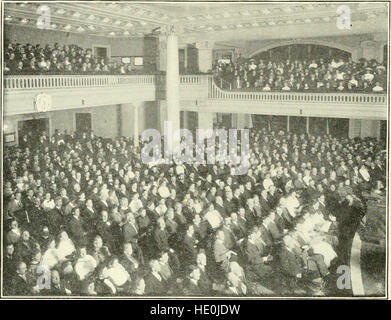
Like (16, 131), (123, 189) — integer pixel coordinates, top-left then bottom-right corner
(213, 54), (387, 93)
(3, 124), (385, 296)
(3, 42), (156, 76)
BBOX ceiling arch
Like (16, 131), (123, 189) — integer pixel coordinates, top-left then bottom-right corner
(248, 39), (354, 57)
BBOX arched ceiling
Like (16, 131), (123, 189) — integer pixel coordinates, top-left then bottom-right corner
(4, 2), (388, 42)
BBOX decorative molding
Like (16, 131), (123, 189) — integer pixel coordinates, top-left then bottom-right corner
(34, 93), (52, 113)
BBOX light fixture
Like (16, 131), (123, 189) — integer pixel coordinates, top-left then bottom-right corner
(20, 18), (28, 24)
(51, 24), (57, 29)
(5, 15), (12, 22)
(126, 22), (133, 27)
(102, 17), (109, 23)
(88, 25), (95, 30)
(87, 15), (95, 20)
(123, 30), (130, 35)
(73, 12), (81, 18)
(64, 24), (72, 31)
(77, 26), (85, 32)
(114, 20), (121, 25)
(109, 31), (116, 36)
(56, 8), (65, 15)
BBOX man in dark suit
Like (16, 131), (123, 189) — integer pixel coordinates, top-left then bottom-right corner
(182, 266), (203, 296)
(15, 230), (36, 264)
(153, 218), (170, 253)
(145, 260), (166, 296)
(122, 212), (139, 244)
(67, 207), (87, 247)
(120, 243), (140, 278)
(49, 197), (65, 235)
(244, 230), (273, 278)
(182, 225), (198, 267)
(10, 262), (31, 296)
(196, 251), (213, 295)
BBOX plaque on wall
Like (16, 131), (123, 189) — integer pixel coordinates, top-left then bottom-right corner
(34, 93), (52, 113)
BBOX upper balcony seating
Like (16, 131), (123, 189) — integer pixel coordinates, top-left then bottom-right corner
(213, 55), (387, 94)
(4, 42), (157, 76)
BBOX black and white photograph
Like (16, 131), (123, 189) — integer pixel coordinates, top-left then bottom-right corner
(1, 1), (389, 300)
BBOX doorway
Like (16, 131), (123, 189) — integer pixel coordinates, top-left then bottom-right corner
(18, 118), (49, 147)
(75, 113), (92, 134)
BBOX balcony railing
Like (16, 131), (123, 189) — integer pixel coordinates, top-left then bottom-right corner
(208, 77), (387, 105)
(4, 74), (203, 90)
(4, 74), (387, 106)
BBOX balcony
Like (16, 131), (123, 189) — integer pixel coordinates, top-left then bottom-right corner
(3, 74), (387, 120)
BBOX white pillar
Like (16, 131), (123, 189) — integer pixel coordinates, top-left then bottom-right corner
(326, 118), (329, 135)
(166, 31), (181, 151)
(157, 35), (167, 72)
(133, 104), (139, 147)
(196, 41), (214, 73)
(198, 112), (214, 130)
(287, 116), (290, 132)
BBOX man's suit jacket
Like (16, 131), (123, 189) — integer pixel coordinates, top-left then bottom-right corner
(10, 274), (30, 296)
(198, 268), (213, 294)
(182, 279), (203, 296)
(153, 228), (169, 251)
(259, 225), (274, 248)
(182, 234), (198, 265)
(67, 216), (86, 246)
(278, 247), (303, 277)
(48, 207), (65, 234)
(214, 240), (229, 264)
(145, 272), (166, 296)
(259, 197), (271, 214)
(244, 239), (266, 265)
(266, 220), (284, 240)
(122, 221), (139, 244)
(119, 254), (139, 276)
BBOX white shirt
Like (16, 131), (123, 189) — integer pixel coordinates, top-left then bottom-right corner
(263, 178), (274, 190)
(158, 186), (170, 198)
(75, 255), (97, 280)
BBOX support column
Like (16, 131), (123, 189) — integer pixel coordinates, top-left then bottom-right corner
(166, 30), (181, 150)
(157, 35), (167, 72)
(232, 114), (252, 129)
(120, 103), (140, 145)
(196, 41), (214, 73)
(360, 40), (382, 62)
(133, 104), (139, 147)
(306, 117), (310, 134)
(198, 112), (214, 130)
(287, 116), (290, 132)
(326, 118), (329, 135)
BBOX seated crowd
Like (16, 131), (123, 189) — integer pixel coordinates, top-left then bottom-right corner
(3, 126), (386, 296)
(213, 54), (387, 93)
(4, 41), (154, 75)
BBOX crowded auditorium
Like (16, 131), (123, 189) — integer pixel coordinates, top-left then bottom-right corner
(2, 2), (388, 298)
